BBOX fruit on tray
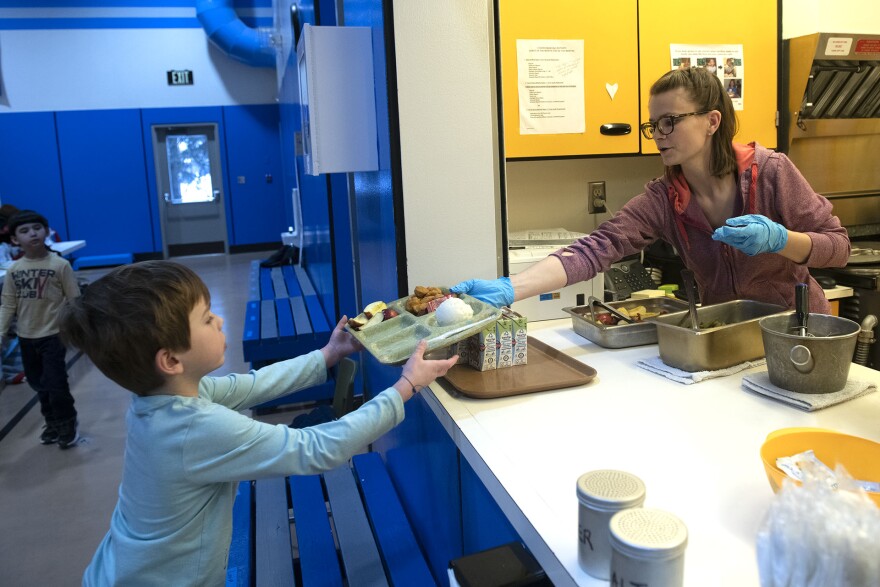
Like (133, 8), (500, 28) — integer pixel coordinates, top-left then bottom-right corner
(364, 301), (387, 318)
(348, 301), (401, 332)
(594, 305), (663, 326)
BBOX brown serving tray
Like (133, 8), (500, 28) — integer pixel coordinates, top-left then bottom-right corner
(442, 337), (597, 399)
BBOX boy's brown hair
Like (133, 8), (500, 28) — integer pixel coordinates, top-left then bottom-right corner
(59, 261), (210, 395)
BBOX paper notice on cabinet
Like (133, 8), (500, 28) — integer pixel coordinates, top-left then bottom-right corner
(516, 39), (585, 135)
(669, 44), (744, 111)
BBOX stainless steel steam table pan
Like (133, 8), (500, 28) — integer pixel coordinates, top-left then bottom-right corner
(563, 297), (689, 348)
(650, 299), (791, 372)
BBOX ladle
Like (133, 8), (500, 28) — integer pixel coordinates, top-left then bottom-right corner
(794, 282), (809, 337)
(681, 269), (700, 331)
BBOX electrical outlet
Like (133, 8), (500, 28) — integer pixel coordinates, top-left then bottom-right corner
(588, 181), (607, 213)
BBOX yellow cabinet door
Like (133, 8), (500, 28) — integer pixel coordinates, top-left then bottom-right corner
(499, 0), (639, 158)
(637, 0), (778, 154)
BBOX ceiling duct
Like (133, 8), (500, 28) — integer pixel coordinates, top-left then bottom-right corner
(196, 0), (276, 68)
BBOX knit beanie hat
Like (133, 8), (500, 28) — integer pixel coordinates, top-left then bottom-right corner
(7, 210), (49, 234)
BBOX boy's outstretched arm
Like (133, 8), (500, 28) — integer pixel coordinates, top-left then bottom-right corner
(392, 339), (458, 402)
(321, 316), (364, 369)
(321, 319), (458, 402)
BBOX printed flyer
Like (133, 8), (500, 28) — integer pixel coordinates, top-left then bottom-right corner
(516, 39), (585, 134)
(670, 44), (744, 110)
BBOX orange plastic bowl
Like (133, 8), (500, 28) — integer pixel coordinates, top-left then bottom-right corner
(760, 427), (880, 507)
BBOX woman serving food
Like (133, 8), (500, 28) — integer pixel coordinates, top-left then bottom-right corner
(453, 67), (850, 314)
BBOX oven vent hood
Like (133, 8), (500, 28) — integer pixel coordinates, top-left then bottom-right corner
(784, 33), (880, 229)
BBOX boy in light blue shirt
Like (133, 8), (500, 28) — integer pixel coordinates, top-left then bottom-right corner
(59, 260), (457, 586)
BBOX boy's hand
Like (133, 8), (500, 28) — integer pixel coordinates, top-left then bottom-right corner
(394, 340), (458, 402)
(321, 317), (365, 368)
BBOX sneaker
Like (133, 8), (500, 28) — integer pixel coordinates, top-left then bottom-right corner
(39, 424), (59, 445)
(57, 420), (80, 449)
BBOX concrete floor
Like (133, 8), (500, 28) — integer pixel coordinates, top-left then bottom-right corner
(0, 251), (301, 586)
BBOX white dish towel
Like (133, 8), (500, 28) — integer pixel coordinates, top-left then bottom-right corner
(742, 370), (877, 412)
(636, 355), (766, 385)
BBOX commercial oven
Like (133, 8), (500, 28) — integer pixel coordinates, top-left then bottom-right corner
(783, 33), (880, 368)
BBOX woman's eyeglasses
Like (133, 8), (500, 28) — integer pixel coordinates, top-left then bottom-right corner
(639, 110), (711, 139)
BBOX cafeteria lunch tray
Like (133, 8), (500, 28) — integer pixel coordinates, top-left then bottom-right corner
(442, 337), (597, 399)
(346, 293), (502, 365)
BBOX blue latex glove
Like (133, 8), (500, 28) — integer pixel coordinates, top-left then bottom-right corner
(450, 277), (514, 308)
(711, 214), (788, 256)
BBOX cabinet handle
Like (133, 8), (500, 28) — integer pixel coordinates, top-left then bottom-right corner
(599, 123), (632, 136)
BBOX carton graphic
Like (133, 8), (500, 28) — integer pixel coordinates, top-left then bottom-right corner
(496, 314), (513, 368)
(504, 308), (528, 365)
(468, 323), (497, 371)
(453, 339), (470, 365)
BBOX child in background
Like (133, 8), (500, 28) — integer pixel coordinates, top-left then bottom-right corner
(0, 203), (21, 262)
(0, 210), (80, 447)
(59, 260), (458, 586)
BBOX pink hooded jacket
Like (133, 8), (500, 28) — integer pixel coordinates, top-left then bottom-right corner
(551, 143), (850, 313)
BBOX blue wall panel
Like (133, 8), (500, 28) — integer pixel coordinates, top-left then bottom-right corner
(277, 1), (336, 323)
(460, 457), (520, 554)
(329, 172), (356, 319)
(140, 106), (227, 252)
(55, 109), (153, 255)
(222, 104), (285, 245)
(0, 112), (67, 238)
(375, 383), (464, 585)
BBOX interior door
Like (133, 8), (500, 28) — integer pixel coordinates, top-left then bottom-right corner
(152, 124), (228, 257)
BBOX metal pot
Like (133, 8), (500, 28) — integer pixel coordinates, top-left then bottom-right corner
(759, 314), (860, 394)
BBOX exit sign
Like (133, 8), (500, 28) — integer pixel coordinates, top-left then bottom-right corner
(167, 70), (193, 85)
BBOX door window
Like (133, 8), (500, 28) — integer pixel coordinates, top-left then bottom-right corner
(165, 134), (215, 204)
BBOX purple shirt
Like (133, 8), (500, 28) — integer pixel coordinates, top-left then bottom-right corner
(551, 143), (850, 313)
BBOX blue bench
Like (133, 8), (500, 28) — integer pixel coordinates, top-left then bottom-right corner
(71, 253), (133, 270)
(226, 452), (437, 587)
(243, 262), (336, 407)
(243, 262), (333, 367)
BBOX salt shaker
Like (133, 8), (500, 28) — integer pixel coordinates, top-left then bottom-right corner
(576, 470), (646, 579)
(609, 507), (688, 587)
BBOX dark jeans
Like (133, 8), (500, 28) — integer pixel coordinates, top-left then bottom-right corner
(19, 334), (77, 427)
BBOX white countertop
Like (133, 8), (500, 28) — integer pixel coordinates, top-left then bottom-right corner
(823, 284), (854, 300)
(424, 318), (880, 587)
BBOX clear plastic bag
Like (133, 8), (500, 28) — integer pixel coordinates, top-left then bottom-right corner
(756, 456), (880, 586)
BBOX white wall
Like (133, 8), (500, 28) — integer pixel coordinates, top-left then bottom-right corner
(393, 0), (503, 288)
(783, 0), (880, 38)
(0, 23), (276, 113)
(506, 156), (663, 235)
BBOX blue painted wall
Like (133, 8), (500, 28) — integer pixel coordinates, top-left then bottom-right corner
(0, 112), (67, 237)
(55, 109), (155, 255)
(223, 105), (287, 245)
(1, 105), (284, 257)
(0, 1), (288, 255)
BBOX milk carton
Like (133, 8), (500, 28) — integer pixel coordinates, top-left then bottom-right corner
(496, 314), (514, 368)
(503, 307), (528, 365)
(453, 339), (470, 365)
(468, 324), (497, 371)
